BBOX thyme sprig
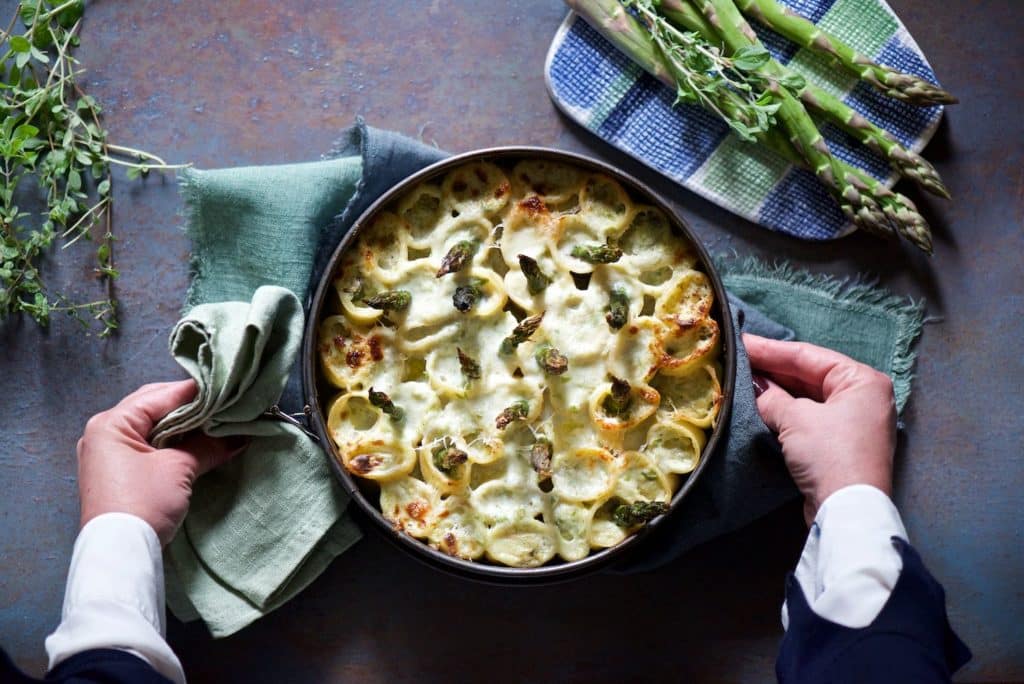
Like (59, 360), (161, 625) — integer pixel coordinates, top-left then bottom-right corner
(625, 0), (802, 142)
(1, 0), (188, 336)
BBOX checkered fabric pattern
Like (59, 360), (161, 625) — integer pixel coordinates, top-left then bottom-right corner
(545, 0), (945, 240)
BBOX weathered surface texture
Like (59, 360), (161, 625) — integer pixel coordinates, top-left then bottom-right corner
(1, 1), (1021, 681)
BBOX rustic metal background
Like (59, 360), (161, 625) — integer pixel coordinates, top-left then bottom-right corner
(0, 1), (1020, 681)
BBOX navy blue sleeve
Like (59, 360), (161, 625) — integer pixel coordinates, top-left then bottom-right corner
(777, 538), (971, 684)
(1, 647), (171, 684)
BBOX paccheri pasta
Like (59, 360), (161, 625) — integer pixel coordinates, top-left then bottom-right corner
(318, 158), (723, 567)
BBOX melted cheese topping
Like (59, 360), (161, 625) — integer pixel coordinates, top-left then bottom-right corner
(320, 159), (723, 566)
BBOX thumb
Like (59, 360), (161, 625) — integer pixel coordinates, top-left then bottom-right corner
(753, 375), (795, 434)
(116, 380), (199, 437)
(169, 432), (249, 477)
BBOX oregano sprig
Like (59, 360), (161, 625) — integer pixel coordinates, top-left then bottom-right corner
(624, 0), (802, 142)
(0, 0), (189, 336)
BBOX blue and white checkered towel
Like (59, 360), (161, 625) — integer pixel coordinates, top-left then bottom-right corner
(545, 0), (945, 240)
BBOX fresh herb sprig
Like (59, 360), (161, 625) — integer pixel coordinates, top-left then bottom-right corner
(1, 0), (188, 336)
(624, 0), (802, 142)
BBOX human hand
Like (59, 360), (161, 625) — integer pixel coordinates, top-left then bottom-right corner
(743, 334), (896, 525)
(77, 380), (245, 545)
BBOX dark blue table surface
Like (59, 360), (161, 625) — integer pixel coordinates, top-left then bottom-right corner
(1, 1), (1020, 681)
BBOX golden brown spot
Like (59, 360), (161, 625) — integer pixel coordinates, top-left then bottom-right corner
(443, 532), (458, 555)
(333, 335), (347, 349)
(345, 348), (365, 368)
(638, 386), (659, 403)
(474, 168), (488, 183)
(368, 335), (384, 361)
(494, 182), (509, 198)
(452, 179), (467, 193)
(406, 500), (428, 521)
(518, 195), (547, 214)
(349, 453), (382, 474)
(628, 325), (639, 335)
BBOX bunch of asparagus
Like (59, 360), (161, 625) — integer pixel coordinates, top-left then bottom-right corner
(564, 0), (955, 254)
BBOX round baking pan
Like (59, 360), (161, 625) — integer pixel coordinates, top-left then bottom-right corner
(302, 147), (736, 585)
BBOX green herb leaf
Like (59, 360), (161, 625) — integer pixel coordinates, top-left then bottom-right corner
(9, 36), (30, 53)
(778, 73), (807, 94)
(731, 45), (770, 72)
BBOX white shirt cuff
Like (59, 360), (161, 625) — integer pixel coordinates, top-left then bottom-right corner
(44, 513), (185, 684)
(782, 484), (907, 630)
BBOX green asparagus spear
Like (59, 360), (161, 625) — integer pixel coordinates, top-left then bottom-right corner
(697, 0), (900, 239)
(452, 278), (486, 313)
(569, 0), (933, 251)
(602, 376), (633, 417)
(495, 400), (530, 430)
(606, 285), (629, 330)
(529, 438), (553, 479)
(499, 312), (544, 355)
(432, 439), (469, 474)
(734, 0), (957, 106)
(613, 501), (670, 527)
(659, 1), (949, 198)
(518, 254), (552, 294)
(368, 387), (404, 422)
(697, 0), (937, 248)
(534, 344), (569, 375)
(436, 240), (478, 278)
(799, 88), (949, 199)
(363, 290), (411, 312)
(457, 347), (482, 380)
(571, 243), (624, 264)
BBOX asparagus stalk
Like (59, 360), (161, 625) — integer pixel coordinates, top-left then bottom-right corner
(457, 347), (481, 379)
(499, 313), (545, 355)
(453, 278), (487, 313)
(696, 0), (891, 238)
(363, 290), (411, 312)
(660, 2), (949, 198)
(696, 0), (934, 247)
(734, 0), (956, 106)
(495, 400), (530, 430)
(571, 243), (624, 263)
(535, 343), (569, 375)
(602, 376), (633, 417)
(368, 388), (405, 422)
(799, 87), (949, 199)
(432, 439), (468, 474)
(436, 240), (478, 278)
(606, 284), (629, 330)
(518, 254), (552, 294)
(613, 501), (670, 527)
(568, 0), (933, 251)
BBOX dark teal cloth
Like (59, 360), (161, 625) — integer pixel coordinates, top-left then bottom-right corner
(175, 120), (923, 629)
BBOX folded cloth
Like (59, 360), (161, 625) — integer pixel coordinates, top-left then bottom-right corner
(151, 286), (361, 637)
(168, 119), (923, 632)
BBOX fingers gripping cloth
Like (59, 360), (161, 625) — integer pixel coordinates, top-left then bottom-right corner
(150, 286), (361, 638)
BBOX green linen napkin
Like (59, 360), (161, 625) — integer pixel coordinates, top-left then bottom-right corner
(156, 123), (445, 638)
(150, 286), (361, 637)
